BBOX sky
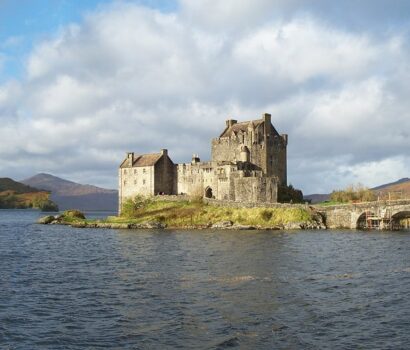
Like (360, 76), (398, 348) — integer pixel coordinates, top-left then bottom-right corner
(1, 0), (410, 193)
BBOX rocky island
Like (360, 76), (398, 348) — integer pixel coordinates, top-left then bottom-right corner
(38, 196), (326, 230)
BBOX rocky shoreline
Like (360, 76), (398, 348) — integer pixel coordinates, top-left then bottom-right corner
(37, 214), (327, 230)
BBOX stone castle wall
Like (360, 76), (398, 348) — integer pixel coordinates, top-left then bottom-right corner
(119, 113), (288, 210)
(204, 198), (308, 209)
(234, 177), (278, 203)
(119, 165), (155, 210)
(154, 155), (176, 195)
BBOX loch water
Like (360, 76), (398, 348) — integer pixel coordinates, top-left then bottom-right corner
(1, 210), (410, 349)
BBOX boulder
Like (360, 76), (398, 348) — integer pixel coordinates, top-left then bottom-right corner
(37, 215), (55, 224)
(284, 222), (303, 230)
(212, 221), (233, 229)
(231, 224), (256, 230)
(71, 222), (87, 228)
(128, 222), (166, 229)
(109, 223), (130, 229)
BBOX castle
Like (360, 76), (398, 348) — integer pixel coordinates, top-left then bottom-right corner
(119, 113), (288, 211)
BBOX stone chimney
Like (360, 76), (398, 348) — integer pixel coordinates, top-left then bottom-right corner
(127, 152), (134, 166)
(262, 113), (271, 125)
(191, 154), (200, 164)
(161, 149), (168, 157)
(225, 119), (237, 128)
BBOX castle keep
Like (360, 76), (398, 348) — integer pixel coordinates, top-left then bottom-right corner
(119, 113), (288, 211)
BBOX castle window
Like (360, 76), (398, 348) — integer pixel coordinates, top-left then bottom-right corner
(124, 170), (127, 175)
(143, 168), (146, 174)
(143, 180), (146, 185)
(134, 180), (137, 185)
(124, 180), (127, 186)
(134, 169), (137, 175)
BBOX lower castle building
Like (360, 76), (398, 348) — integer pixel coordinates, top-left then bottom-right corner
(119, 113), (288, 211)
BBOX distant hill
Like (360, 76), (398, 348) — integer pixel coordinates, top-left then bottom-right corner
(371, 178), (410, 191)
(0, 178), (41, 194)
(303, 193), (330, 204)
(22, 173), (118, 211)
(304, 177), (410, 204)
(371, 178), (410, 199)
(0, 177), (57, 210)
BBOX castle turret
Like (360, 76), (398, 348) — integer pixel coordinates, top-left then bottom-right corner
(240, 146), (250, 162)
(263, 113), (272, 175)
(191, 154), (200, 164)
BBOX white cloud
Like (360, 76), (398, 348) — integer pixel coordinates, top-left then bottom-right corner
(1, 1), (410, 192)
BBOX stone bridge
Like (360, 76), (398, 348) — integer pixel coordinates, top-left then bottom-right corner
(314, 199), (410, 229)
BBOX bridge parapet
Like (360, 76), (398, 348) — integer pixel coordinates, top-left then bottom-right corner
(313, 199), (410, 212)
(313, 199), (410, 229)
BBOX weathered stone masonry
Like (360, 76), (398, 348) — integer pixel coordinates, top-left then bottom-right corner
(119, 113), (288, 213)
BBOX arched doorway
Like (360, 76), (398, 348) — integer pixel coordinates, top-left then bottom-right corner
(205, 187), (213, 199)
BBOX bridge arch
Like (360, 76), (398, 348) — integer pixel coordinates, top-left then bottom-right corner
(391, 211), (410, 230)
(356, 211), (377, 229)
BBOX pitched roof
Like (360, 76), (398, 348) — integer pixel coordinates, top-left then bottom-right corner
(120, 153), (162, 168)
(133, 153), (162, 167)
(220, 119), (264, 137)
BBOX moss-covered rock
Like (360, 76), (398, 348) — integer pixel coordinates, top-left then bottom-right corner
(62, 210), (86, 220)
(37, 215), (56, 224)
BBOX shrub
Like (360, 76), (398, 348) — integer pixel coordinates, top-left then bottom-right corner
(330, 184), (376, 203)
(278, 184), (304, 203)
(260, 209), (273, 221)
(63, 210), (86, 220)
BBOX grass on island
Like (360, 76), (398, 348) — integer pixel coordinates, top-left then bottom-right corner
(102, 196), (313, 228)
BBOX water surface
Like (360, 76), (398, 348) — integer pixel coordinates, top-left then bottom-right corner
(1, 210), (409, 349)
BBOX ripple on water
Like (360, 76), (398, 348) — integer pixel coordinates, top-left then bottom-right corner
(1, 211), (410, 349)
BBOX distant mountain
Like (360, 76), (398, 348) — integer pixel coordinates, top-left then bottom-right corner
(371, 178), (410, 191)
(371, 178), (410, 199)
(303, 193), (330, 204)
(304, 177), (410, 204)
(22, 173), (118, 211)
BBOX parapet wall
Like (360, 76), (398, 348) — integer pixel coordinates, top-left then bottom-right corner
(153, 195), (191, 202)
(151, 195), (309, 209)
(203, 198), (309, 209)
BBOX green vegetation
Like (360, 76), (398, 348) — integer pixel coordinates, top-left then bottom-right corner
(114, 196), (313, 228)
(0, 190), (59, 211)
(59, 210), (86, 222)
(322, 184), (376, 205)
(38, 210), (86, 225)
(278, 184), (304, 203)
(0, 177), (58, 211)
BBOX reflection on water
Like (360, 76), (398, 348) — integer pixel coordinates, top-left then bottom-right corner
(1, 210), (410, 349)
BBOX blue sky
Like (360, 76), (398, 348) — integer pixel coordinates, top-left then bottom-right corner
(1, 0), (410, 193)
(0, 0), (177, 81)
